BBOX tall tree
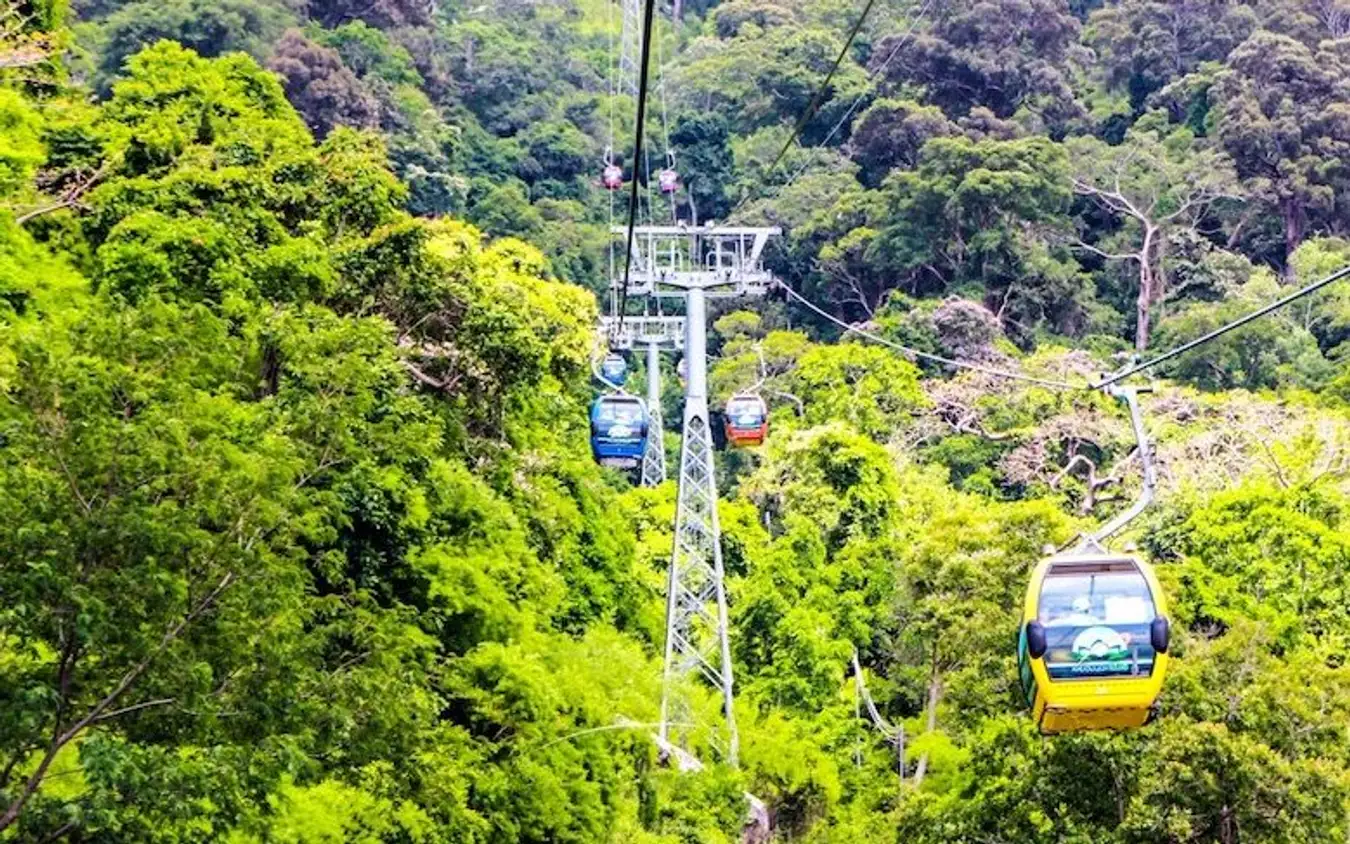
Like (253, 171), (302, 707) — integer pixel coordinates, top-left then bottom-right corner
(306, 0), (434, 29)
(1069, 129), (1242, 350)
(1085, 0), (1258, 110)
(268, 29), (380, 139)
(1211, 31), (1350, 278)
(847, 98), (958, 188)
(874, 0), (1086, 131)
(670, 113), (735, 224)
(869, 135), (1080, 332)
(89, 0), (297, 93)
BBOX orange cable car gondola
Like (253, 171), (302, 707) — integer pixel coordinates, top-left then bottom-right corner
(724, 393), (768, 448)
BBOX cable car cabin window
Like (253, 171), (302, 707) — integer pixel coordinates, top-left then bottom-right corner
(596, 400), (644, 430)
(1038, 561), (1158, 682)
(726, 398), (764, 421)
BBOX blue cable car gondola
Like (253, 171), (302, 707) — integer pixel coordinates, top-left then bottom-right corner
(601, 353), (628, 385)
(590, 394), (649, 469)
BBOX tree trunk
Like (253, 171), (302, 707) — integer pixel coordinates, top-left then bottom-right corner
(911, 651), (942, 788)
(1135, 225), (1159, 352)
(1282, 198), (1304, 283)
(672, 0), (683, 23)
(1219, 804), (1237, 844)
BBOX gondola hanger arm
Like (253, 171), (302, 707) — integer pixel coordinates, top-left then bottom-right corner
(1088, 380), (1157, 545)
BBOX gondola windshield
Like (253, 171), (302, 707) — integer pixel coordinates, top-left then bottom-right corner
(596, 398), (644, 432)
(1038, 560), (1159, 681)
(727, 396), (764, 423)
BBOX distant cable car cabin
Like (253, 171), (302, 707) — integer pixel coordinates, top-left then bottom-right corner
(601, 353), (628, 385)
(602, 147), (623, 191)
(590, 394), (649, 469)
(659, 151), (679, 194)
(1018, 551), (1170, 732)
(724, 393), (768, 447)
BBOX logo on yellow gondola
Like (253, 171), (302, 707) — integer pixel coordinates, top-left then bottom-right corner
(1071, 626), (1129, 663)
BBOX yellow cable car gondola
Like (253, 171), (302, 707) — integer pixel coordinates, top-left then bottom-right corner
(1017, 383), (1172, 733)
(1018, 549), (1170, 732)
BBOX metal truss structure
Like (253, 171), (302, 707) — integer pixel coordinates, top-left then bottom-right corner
(600, 317), (682, 488)
(618, 0), (643, 100)
(610, 225), (782, 298)
(604, 223), (781, 767)
(659, 277), (740, 763)
(601, 314), (686, 351)
(642, 342), (668, 487)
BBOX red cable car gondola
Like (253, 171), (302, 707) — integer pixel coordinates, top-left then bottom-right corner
(724, 393), (768, 447)
(601, 147), (623, 191)
(658, 151), (679, 194)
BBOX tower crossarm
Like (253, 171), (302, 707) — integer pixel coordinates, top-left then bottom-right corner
(611, 224), (782, 299)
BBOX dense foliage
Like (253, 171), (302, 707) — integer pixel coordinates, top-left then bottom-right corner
(3, 0), (1350, 841)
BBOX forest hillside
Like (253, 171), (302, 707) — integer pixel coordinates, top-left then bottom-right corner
(3, 0), (1350, 841)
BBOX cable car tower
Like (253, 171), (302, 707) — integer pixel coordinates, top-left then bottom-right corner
(605, 223), (780, 766)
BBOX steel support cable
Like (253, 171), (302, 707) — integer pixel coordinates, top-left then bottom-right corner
(655, 15), (679, 224)
(731, 0), (880, 217)
(616, 0), (659, 338)
(777, 0), (933, 196)
(775, 280), (1087, 390)
(1093, 263), (1350, 390)
(606, 0), (619, 325)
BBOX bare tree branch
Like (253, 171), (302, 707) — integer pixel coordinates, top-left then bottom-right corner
(14, 165), (108, 226)
(0, 573), (236, 833)
(89, 697), (177, 725)
(1072, 239), (1141, 263)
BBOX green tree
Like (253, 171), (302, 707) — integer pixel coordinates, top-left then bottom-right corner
(87, 0), (296, 93)
(1085, 0), (1257, 110)
(847, 98), (957, 188)
(1211, 32), (1350, 277)
(1154, 270), (1331, 391)
(1068, 128), (1242, 350)
(267, 29), (380, 139)
(874, 0), (1085, 131)
(670, 112), (735, 224)
(869, 136), (1080, 332)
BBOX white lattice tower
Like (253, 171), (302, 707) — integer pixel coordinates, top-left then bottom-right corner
(642, 342), (667, 487)
(660, 284), (738, 766)
(618, 0), (643, 99)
